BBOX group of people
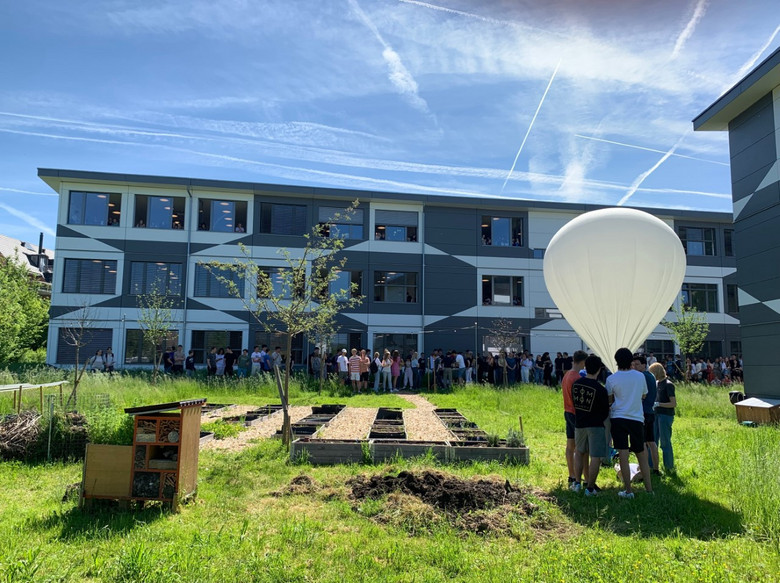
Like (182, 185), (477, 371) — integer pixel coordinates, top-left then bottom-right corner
(563, 349), (677, 499)
(199, 345), (285, 377)
(87, 348), (116, 373)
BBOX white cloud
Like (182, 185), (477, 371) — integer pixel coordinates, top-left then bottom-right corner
(671, 0), (709, 59)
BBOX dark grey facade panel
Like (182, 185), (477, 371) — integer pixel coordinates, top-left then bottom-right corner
(729, 131), (777, 184)
(731, 160), (777, 202)
(423, 268), (477, 313)
(740, 182), (780, 223)
(727, 92), (775, 153)
(56, 225), (88, 239)
(733, 205), (780, 262)
(738, 277), (780, 303)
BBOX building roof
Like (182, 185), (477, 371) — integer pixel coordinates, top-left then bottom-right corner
(693, 45), (780, 131)
(0, 233), (54, 279)
(38, 168), (733, 222)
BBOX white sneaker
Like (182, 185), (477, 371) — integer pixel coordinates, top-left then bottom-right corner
(570, 481), (581, 493)
(618, 490), (635, 499)
(584, 488), (597, 497)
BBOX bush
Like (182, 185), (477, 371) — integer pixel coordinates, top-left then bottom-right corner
(86, 408), (134, 446)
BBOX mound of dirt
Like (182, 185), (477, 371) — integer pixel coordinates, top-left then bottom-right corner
(349, 470), (538, 516)
(276, 474), (320, 496)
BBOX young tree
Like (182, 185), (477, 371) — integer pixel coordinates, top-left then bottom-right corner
(136, 284), (178, 384)
(206, 202), (364, 446)
(487, 318), (523, 387)
(0, 252), (49, 363)
(60, 304), (96, 407)
(662, 298), (709, 380)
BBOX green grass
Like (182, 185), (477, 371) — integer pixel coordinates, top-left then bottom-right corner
(1, 371), (778, 582)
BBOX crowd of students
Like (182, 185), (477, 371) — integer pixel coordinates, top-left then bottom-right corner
(563, 349), (677, 499)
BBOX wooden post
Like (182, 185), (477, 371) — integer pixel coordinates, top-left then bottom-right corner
(59, 384), (63, 406)
(518, 415), (524, 437)
(12, 389), (16, 411)
(18, 386), (22, 413)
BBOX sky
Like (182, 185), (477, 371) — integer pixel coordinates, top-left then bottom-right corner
(1, 0), (779, 246)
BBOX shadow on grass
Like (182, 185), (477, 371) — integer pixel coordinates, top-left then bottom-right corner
(551, 473), (744, 540)
(35, 502), (168, 541)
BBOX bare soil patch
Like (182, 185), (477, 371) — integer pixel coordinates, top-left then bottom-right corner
(202, 406), (312, 453)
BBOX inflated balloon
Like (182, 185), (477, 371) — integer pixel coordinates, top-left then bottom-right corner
(543, 208), (686, 372)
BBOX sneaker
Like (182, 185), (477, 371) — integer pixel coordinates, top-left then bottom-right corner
(618, 490), (635, 499)
(592, 484), (602, 492)
(570, 481), (582, 493)
(567, 477), (576, 486)
(584, 487), (597, 497)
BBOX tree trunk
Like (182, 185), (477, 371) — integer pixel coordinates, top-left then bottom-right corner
(275, 332), (293, 448)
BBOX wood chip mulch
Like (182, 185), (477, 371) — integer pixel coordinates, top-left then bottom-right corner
(318, 407), (378, 440)
(396, 393), (457, 442)
(201, 406), (312, 453)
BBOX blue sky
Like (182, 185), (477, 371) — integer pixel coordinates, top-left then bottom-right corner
(1, 0), (778, 245)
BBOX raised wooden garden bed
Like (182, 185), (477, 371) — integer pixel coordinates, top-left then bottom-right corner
(448, 442), (530, 464)
(372, 440), (449, 462)
(290, 438), (365, 464)
(199, 431), (215, 446)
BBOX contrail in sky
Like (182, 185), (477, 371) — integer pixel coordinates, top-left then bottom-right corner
(574, 134), (728, 166)
(671, 0), (708, 59)
(734, 24), (780, 80)
(616, 133), (688, 206)
(501, 59), (561, 193)
(0, 186), (58, 196)
(0, 202), (56, 237)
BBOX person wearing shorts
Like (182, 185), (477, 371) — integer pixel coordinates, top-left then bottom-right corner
(572, 355), (610, 496)
(348, 348), (362, 393)
(359, 349), (371, 392)
(606, 347), (653, 498)
(562, 350), (588, 490)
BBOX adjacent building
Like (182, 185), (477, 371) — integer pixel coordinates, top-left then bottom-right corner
(40, 168), (739, 368)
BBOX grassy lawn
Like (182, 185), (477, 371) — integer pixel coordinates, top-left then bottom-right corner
(0, 370), (778, 582)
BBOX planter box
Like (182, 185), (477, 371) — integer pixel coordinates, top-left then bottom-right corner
(311, 404), (345, 415)
(199, 431), (214, 446)
(290, 438), (366, 465)
(448, 443), (530, 464)
(372, 440), (449, 462)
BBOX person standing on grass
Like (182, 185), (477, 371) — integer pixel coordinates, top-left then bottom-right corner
(237, 349), (251, 378)
(337, 348), (349, 385)
(572, 354), (610, 496)
(650, 362), (676, 474)
(173, 345), (186, 375)
(104, 347), (115, 374)
(562, 350), (588, 490)
(391, 350), (402, 391)
(372, 351), (382, 393)
(381, 350), (393, 392)
(607, 347), (653, 499)
(632, 353), (660, 475)
(359, 349), (371, 393)
(185, 350), (196, 377)
(251, 345), (262, 376)
(349, 348), (362, 393)
(207, 346), (217, 376)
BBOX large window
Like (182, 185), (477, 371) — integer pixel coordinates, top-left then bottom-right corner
(124, 329), (179, 365)
(374, 271), (417, 303)
(482, 275), (523, 305)
(134, 195), (186, 229)
(679, 227), (715, 256)
(129, 262), (182, 295)
(726, 284), (739, 314)
(194, 264), (242, 298)
(693, 340), (722, 360)
(372, 333), (417, 358)
(62, 259), (117, 294)
(329, 270), (362, 299)
(724, 229), (735, 257)
(258, 268), (304, 299)
(482, 216), (522, 246)
(68, 191), (121, 226)
(318, 206), (363, 239)
(374, 210), (418, 242)
(254, 331), (303, 367)
(197, 199), (248, 233)
(191, 330), (243, 364)
(644, 340), (675, 362)
(260, 203), (307, 236)
(681, 282), (718, 312)
(56, 328), (113, 364)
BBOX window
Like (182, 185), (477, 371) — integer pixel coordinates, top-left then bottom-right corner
(693, 340), (722, 360)
(254, 331), (303, 367)
(194, 264), (242, 298)
(726, 284), (739, 314)
(129, 262), (182, 295)
(730, 340), (742, 355)
(68, 191), (121, 226)
(323, 333), (363, 354)
(482, 275), (523, 305)
(197, 199), (248, 232)
(534, 307), (563, 319)
(374, 271), (417, 303)
(329, 270), (362, 299)
(62, 259), (117, 294)
(681, 282), (718, 312)
(124, 329), (179, 365)
(644, 340), (675, 362)
(56, 328), (112, 364)
(134, 195), (186, 229)
(532, 248), (545, 259)
(678, 227), (715, 256)
(375, 210), (418, 242)
(191, 330), (243, 364)
(372, 333), (417, 357)
(481, 216), (523, 246)
(257, 268), (305, 299)
(724, 229), (735, 257)
(260, 203), (307, 235)
(318, 206), (364, 239)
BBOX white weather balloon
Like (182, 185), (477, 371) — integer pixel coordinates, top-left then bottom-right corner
(543, 208), (686, 372)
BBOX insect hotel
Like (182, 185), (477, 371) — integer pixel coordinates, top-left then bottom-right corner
(80, 398), (206, 510)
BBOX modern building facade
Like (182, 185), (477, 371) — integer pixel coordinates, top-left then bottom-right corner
(694, 45), (780, 399)
(40, 168), (740, 368)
